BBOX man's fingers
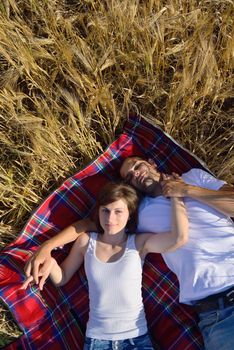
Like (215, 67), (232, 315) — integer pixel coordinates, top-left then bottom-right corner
(32, 261), (41, 284)
(148, 158), (157, 168)
(38, 263), (51, 291)
(161, 182), (170, 196)
(39, 272), (49, 291)
(24, 260), (32, 277)
(21, 271), (50, 291)
(20, 275), (34, 290)
(172, 172), (181, 180)
(160, 181), (167, 191)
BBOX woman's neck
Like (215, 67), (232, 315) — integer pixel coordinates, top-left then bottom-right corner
(98, 231), (127, 246)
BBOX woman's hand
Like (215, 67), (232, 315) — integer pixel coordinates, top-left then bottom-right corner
(161, 173), (187, 197)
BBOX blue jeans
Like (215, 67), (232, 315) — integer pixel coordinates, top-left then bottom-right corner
(198, 304), (234, 350)
(83, 333), (155, 350)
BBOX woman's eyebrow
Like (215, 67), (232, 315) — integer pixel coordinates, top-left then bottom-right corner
(101, 207), (125, 210)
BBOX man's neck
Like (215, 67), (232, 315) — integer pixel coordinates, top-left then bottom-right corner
(150, 181), (163, 197)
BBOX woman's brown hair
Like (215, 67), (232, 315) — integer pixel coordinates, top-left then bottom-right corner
(94, 182), (139, 234)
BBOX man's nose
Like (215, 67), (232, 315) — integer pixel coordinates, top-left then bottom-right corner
(133, 169), (140, 177)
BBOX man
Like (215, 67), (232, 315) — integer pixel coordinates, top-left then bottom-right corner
(24, 156), (234, 350)
(120, 157), (234, 350)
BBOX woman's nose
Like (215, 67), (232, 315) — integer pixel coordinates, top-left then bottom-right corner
(107, 211), (115, 221)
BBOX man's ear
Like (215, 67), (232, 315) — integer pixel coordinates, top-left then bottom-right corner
(148, 158), (157, 168)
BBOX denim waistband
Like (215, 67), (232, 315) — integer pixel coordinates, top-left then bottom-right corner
(85, 332), (148, 343)
(84, 332), (156, 349)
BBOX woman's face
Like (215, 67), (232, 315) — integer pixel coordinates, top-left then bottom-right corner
(99, 199), (130, 235)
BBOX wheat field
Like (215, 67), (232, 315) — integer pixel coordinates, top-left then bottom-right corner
(0, 0), (233, 346)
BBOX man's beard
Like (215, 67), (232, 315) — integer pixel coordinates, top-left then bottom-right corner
(140, 177), (162, 197)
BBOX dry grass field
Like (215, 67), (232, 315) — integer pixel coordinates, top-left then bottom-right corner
(0, 0), (233, 347)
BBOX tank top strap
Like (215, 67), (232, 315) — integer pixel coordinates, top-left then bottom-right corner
(86, 232), (98, 255)
(126, 234), (136, 250)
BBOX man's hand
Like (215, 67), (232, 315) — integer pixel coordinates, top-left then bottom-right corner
(161, 170), (234, 216)
(24, 244), (53, 285)
(23, 218), (95, 287)
(161, 173), (187, 197)
(22, 257), (56, 291)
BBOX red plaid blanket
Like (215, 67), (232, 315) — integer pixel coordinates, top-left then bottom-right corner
(0, 114), (205, 349)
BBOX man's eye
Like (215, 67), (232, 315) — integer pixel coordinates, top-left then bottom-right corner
(134, 163), (141, 170)
(135, 162), (146, 171)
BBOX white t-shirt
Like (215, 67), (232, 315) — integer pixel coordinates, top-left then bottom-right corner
(137, 168), (234, 304)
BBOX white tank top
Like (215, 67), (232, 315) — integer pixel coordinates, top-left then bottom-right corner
(84, 232), (148, 340)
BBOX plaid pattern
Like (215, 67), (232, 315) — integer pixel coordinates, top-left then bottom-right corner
(0, 114), (205, 350)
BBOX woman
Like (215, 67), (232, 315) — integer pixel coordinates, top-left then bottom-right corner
(22, 182), (188, 350)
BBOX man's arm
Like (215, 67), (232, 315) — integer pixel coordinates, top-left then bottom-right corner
(161, 175), (234, 217)
(25, 217), (96, 284)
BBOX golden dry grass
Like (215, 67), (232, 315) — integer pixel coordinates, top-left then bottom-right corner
(0, 0), (233, 346)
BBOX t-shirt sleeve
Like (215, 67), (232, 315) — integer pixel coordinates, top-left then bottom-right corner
(182, 168), (226, 190)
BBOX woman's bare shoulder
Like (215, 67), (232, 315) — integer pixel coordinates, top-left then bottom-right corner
(74, 232), (91, 249)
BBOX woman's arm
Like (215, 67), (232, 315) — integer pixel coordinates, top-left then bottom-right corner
(25, 218), (96, 284)
(138, 197), (188, 254)
(50, 233), (89, 287)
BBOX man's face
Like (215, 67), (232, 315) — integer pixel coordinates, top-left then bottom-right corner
(120, 157), (161, 194)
